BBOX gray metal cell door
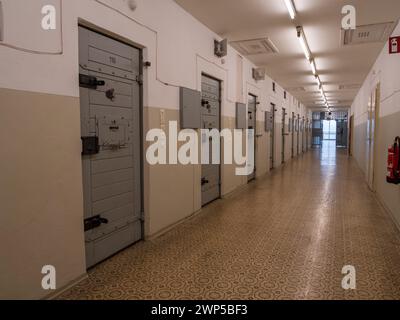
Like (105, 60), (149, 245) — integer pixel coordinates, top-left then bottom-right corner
(79, 27), (142, 268)
(336, 120), (348, 147)
(297, 115), (300, 155)
(281, 108), (286, 164)
(292, 112), (295, 158)
(201, 75), (221, 207)
(248, 94), (257, 181)
(270, 104), (275, 170)
(302, 118), (305, 152)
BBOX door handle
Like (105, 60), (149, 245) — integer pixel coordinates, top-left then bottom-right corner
(201, 178), (209, 186)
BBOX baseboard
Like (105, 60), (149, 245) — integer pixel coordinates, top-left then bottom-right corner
(374, 191), (400, 234)
(145, 207), (204, 241)
(221, 182), (249, 199)
(44, 273), (88, 300)
(352, 156), (400, 234)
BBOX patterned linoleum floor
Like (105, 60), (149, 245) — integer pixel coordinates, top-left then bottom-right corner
(60, 144), (400, 300)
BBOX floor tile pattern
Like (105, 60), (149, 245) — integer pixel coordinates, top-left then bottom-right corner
(60, 145), (400, 300)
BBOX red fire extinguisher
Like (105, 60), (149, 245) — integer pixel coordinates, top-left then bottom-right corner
(387, 137), (400, 185)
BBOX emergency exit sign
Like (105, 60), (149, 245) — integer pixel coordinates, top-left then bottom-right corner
(389, 36), (400, 54)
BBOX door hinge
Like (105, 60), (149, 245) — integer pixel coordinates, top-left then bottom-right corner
(135, 74), (143, 85)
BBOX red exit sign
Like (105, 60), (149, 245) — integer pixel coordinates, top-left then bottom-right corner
(389, 36), (400, 54)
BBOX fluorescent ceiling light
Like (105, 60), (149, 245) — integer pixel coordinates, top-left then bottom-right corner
(284, 0), (296, 20)
(316, 76), (322, 88)
(297, 27), (311, 61)
(310, 59), (317, 75)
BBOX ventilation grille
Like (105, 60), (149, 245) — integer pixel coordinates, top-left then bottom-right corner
(342, 22), (395, 46)
(230, 38), (279, 56)
(339, 84), (361, 90)
(286, 87), (306, 92)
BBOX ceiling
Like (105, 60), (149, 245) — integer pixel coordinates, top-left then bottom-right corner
(174, 0), (400, 110)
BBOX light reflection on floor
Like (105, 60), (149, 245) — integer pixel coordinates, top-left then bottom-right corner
(320, 140), (337, 166)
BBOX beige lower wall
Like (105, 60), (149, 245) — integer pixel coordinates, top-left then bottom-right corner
(0, 88), (86, 299)
(143, 107), (201, 236)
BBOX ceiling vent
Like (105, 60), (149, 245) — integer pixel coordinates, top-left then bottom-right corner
(339, 84), (361, 90)
(286, 87), (306, 92)
(341, 22), (396, 46)
(230, 38), (279, 56)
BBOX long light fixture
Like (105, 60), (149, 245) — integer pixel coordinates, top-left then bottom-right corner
(310, 59), (317, 75)
(284, 0), (297, 20)
(316, 76), (322, 88)
(296, 26), (311, 61)
(293, 17), (328, 110)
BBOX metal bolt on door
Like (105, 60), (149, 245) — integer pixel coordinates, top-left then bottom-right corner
(79, 27), (142, 268)
(201, 75), (221, 207)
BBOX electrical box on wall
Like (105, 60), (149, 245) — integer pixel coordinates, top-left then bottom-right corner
(236, 103), (247, 129)
(214, 39), (228, 58)
(253, 68), (266, 81)
(265, 111), (273, 132)
(180, 87), (201, 129)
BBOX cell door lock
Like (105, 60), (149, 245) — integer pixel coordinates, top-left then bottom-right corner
(202, 99), (210, 109)
(84, 215), (109, 232)
(79, 74), (105, 89)
(106, 88), (116, 101)
(81, 136), (100, 155)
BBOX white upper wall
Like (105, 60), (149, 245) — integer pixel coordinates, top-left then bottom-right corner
(351, 21), (400, 125)
(0, 0), (309, 119)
